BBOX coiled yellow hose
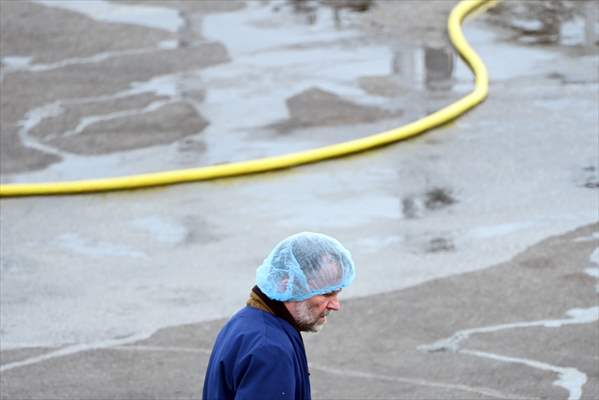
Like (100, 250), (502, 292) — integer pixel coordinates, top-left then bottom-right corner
(0, 0), (493, 197)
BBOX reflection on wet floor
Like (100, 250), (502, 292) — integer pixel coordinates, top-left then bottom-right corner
(0, 0), (597, 184)
(289, 0), (373, 27)
(0, 2), (436, 180)
(0, 0), (468, 183)
(290, 0), (457, 91)
(392, 45), (455, 91)
(487, 0), (599, 47)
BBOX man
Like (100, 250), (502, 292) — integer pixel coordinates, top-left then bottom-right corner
(202, 232), (356, 400)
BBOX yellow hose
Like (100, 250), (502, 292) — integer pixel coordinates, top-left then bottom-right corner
(0, 0), (493, 197)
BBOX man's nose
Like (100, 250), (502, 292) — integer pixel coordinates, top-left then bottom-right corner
(327, 294), (341, 311)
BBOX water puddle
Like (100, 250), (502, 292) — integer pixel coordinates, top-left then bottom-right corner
(6, 0), (593, 183)
(131, 216), (187, 245)
(3, 0), (492, 184)
(55, 233), (148, 259)
(1, 56), (33, 68)
(198, 1), (396, 133)
(585, 268), (599, 279)
(3, 72), (202, 183)
(465, 222), (536, 240)
(455, 22), (556, 82)
(5, 1), (405, 182)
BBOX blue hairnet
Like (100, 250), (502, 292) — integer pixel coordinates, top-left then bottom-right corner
(256, 232), (356, 301)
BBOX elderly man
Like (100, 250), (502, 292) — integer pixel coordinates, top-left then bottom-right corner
(202, 232), (356, 400)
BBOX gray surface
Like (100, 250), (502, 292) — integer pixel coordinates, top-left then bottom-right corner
(1, 224), (597, 399)
(1, 0), (598, 399)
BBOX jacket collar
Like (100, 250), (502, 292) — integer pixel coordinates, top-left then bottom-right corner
(247, 286), (301, 331)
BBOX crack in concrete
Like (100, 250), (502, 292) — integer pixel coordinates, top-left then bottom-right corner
(309, 363), (534, 399)
(1, 43), (175, 77)
(0, 332), (153, 373)
(418, 306), (599, 354)
(2, 342), (529, 399)
(418, 243), (599, 400)
(460, 349), (587, 400)
(112, 345), (211, 355)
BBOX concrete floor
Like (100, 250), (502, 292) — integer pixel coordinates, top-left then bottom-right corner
(1, 1), (598, 399)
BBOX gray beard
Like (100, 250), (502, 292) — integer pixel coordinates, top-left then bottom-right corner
(295, 301), (326, 333)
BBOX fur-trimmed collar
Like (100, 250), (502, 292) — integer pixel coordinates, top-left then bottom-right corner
(246, 286), (300, 331)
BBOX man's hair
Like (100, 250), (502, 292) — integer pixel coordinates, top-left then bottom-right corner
(256, 232), (355, 301)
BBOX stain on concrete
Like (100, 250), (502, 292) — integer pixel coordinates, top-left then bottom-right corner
(401, 197), (422, 219)
(518, 256), (558, 270)
(424, 187), (456, 210)
(581, 165), (599, 189)
(561, 271), (597, 284)
(270, 87), (401, 133)
(427, 237), (456, 253)
(176, 138), (208, 156)
(402, 186), (456, 219)
(180, 215), (222, 246)
(48, 101), (208, 155)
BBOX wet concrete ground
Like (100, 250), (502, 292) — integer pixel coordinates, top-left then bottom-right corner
(1, 0), (598, 399)
(1, 224), (597, 399)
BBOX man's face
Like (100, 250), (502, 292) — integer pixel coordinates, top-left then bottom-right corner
(290, 290), (341, 332)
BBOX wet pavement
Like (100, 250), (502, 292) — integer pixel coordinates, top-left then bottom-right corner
(1, 0), (598, 399)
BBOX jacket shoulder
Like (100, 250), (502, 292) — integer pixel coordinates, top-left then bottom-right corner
(228, 307), (296, 347)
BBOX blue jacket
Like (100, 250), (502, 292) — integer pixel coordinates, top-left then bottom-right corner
(203, 306), (311, 400)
